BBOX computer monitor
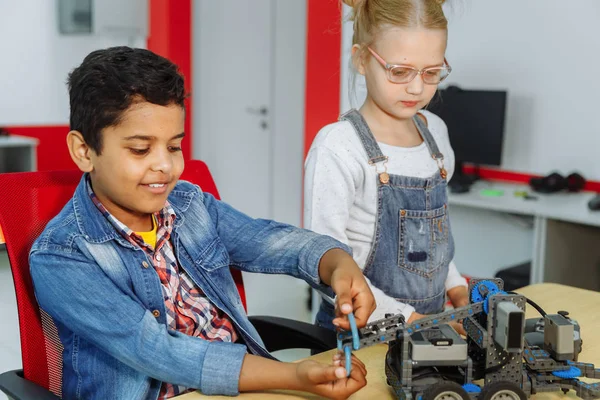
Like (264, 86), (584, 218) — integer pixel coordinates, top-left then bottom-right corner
(426, 85), (507, 193)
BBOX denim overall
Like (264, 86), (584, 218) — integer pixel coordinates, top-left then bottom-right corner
(316, 109), (455, 330)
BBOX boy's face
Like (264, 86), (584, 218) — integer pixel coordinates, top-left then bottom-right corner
(69, 101), (185, 231)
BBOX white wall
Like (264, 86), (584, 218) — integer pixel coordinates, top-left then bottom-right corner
(341, 0), (600, 181)
(192, 0), (305, 227)
(0, 1), (145, 126)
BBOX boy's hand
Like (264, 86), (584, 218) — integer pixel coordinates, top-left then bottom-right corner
(318, 249), (376, 330)
(295, 354), (367, 400)
(239, 353), (366, 397)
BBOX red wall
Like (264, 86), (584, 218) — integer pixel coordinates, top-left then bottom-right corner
(304, 0), (342, 158)
(147, 0), (192, 161)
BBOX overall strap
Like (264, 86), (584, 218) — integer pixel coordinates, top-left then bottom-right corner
(413, 115), (447, 180)
(340, 109), (387, 164)
(340, 109), (390, 183)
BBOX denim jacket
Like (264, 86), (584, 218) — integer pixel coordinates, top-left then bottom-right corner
(30, 175), (345, 399)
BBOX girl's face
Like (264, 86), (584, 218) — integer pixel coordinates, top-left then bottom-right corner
(355, 26), (448, 120)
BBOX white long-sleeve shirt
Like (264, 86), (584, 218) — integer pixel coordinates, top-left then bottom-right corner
(304, 110), (467, 322)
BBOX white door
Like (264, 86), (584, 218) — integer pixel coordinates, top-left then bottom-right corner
(194, 0), (273, 220)
(193, 2), (312, 351)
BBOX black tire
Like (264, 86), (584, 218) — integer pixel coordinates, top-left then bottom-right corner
(480, 381), (527, 400)
(422, 381), (470, 400)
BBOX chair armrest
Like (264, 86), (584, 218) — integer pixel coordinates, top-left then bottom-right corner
(0, 370), (59, 400)
(249, 315), (336, 353)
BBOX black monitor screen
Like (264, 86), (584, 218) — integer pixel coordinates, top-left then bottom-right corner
(426, 86), (507, 167)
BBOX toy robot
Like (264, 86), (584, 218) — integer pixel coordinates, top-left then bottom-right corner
(338, 278), (600, 400)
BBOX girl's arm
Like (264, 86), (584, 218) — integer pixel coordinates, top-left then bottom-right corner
(446, 261), (469, 307)
(304, 146), (355, 244)
(365, 276), (416, 322)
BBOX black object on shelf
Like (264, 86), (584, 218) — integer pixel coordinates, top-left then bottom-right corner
(588, 194), (600, 211)
(495, 261), (531, 291)
(530, 172), (586, 194)
(449, 162), (478, 193)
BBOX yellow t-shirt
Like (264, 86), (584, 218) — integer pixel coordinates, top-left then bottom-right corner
(135, 215), (157, 249)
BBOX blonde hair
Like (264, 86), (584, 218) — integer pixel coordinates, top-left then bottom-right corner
(343, 0), (448, 53)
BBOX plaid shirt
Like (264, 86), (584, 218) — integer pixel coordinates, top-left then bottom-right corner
(88, 181), (238, 398)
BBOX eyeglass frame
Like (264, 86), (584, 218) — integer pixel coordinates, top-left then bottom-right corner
(367, 46), (452, 85)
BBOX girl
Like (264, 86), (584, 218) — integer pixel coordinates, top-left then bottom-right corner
(304, 0), (469, 330)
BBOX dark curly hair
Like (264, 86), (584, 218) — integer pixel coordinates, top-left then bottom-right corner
(68, 46), (186, 154)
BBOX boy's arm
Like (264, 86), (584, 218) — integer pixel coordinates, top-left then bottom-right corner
(203, 191), (348, 291)
(30, 250), (247, 396)
(202, 192), (376, 328)
(31, 250), (368, 398)
(238, 353), (367, 399)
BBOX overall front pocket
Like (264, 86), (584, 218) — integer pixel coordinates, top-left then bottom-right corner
(398, 205), (449, 277)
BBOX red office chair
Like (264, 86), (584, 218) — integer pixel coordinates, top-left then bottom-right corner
(0, 160), (334, 399)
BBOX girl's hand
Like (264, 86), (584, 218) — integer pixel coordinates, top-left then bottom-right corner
(447, 286), (470, 309)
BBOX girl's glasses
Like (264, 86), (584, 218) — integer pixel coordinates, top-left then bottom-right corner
(367, 47), (452, 85)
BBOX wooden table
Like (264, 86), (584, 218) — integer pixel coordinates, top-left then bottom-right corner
(181, 283), (600, 399)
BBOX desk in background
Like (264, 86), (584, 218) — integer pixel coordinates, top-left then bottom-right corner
(0, 135), (39, 245)
(182, 283), (600, 400)
(449, 181), (600, 291)
(0, 135), (38, 173)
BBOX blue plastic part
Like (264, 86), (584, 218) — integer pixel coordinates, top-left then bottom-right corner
(552, 366), (582, 379)
(483, 296), (489, 314)
(344, 345), (352, 377)
(348, 313), (360, 350)
(335, 313), (361, 377)
(471, 280), (500, 304)
(463, 383), (481, 393)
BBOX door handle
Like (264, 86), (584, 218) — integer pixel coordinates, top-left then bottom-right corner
(246, 106), (268, 116)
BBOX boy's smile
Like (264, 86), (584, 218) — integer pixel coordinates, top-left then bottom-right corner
(69, 101), (185, 232)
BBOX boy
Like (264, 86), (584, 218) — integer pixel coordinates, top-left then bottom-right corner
(30, 47), (375, 400)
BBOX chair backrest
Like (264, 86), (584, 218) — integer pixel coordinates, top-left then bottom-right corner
(0, 160), (246, 391)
